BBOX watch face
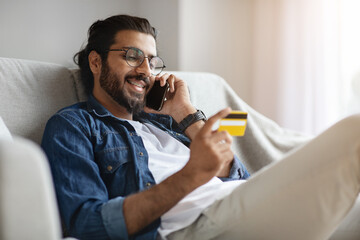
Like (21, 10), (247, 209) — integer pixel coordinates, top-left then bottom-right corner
(198, 110), (207, 121)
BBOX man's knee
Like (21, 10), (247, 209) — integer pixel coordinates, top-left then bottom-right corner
(325, 114), (360, 144)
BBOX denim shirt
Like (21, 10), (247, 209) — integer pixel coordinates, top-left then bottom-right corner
(41, 95), (250, 240)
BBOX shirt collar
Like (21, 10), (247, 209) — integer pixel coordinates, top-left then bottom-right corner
(86, 94), (113, 118)
(86, 94), (151, 120)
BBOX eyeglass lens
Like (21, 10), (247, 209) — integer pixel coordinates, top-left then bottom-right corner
(125, 48), (165, 75)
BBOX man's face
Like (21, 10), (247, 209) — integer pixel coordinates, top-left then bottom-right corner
(99, 30), (156, 114)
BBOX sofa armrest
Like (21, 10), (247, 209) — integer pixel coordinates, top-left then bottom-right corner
(0, 138), (62, 240)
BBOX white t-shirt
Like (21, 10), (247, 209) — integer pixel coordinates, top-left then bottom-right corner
(128, 120), (245, 238)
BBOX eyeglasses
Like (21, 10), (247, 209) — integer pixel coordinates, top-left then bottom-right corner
(106, 47), (166, 76)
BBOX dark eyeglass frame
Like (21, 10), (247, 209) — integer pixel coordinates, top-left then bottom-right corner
(106, 47), (166, 76)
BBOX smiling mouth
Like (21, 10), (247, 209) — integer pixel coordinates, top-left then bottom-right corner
(127, 79), (145, 88)
(125, 75), (150, 91)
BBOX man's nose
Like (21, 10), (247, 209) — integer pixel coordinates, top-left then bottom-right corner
(135, 57), (152, 77)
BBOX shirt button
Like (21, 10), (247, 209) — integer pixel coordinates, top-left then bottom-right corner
(107, 165), (113, 171)
(146, 182), (152, 187)
(139, 152), (144, 156)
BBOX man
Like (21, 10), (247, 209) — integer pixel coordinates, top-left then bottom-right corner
(42, 15), (360, 240)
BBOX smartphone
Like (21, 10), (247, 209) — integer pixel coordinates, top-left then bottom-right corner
(218, 111), (248, 136)
(146, 81), (169, 111)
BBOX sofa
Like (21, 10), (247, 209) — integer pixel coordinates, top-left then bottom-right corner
(0, 57), (359, 239)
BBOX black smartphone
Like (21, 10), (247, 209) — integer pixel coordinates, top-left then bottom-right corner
(146, 81), (169, 111)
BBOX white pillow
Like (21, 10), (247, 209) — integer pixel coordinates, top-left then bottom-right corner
(0, 117), (12, 140)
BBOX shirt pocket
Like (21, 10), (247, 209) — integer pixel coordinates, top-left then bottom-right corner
(96, 146), (131, 174)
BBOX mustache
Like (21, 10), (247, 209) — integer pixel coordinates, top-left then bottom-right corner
(125, 75), (150, 86)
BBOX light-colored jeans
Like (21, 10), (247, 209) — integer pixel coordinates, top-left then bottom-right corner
(168, 114), (360, 240)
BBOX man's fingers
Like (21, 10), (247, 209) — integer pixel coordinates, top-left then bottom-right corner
(167, 75), (176, 92)
(200, 108), (231, 136)
(216, 141), (232, 153)
(212, 130), (232, 146)
(155, 73), (169, 87)
(156, 73), (175, 92)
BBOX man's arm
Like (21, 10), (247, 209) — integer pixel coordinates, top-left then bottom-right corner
(123, 164), (200, 235)
(123, 108), (233, 235)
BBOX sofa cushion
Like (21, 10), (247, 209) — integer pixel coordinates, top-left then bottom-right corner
(0, 117), (12, 141)
(0, 58), (83, 144)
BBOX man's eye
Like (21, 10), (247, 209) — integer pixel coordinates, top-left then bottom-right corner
(127, 56), (138, 62)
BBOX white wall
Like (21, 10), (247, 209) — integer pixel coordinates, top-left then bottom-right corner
(134, 0), (180, 71)
(0, 0), (129, 66)
(0, 0), (180, 70)
(179, 0), (253, 103)
(0, 0), (253, 103)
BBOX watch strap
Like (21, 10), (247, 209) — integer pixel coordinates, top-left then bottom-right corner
(177, 110), (207, 132)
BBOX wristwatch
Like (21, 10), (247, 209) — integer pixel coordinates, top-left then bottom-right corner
(177, 109), (207, 132)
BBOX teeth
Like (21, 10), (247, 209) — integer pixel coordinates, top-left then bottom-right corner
(128, 80), (144, 88)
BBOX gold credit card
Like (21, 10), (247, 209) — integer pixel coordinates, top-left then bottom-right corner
(218, 111), (248, 136)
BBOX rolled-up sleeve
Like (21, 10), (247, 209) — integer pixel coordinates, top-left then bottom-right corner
(220, 155), (250, 182)
(42, 112), (129, 240)
(101, 197), (128, 239)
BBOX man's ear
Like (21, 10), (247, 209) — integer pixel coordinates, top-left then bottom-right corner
(88, 50), (102, 74)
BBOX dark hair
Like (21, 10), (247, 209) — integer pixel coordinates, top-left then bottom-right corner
(73, 14), (157, 94)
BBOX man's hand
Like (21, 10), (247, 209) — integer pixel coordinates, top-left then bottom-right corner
(144, 73), (208, 140)
(184, 108), (234, 184)
(144, 73), (196, 123)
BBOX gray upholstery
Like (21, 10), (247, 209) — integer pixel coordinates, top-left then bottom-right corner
(0, 137), (62, 240)
(0, 58), (81, 144)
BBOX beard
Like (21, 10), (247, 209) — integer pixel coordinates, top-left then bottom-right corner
(99, 62), (149, 114)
